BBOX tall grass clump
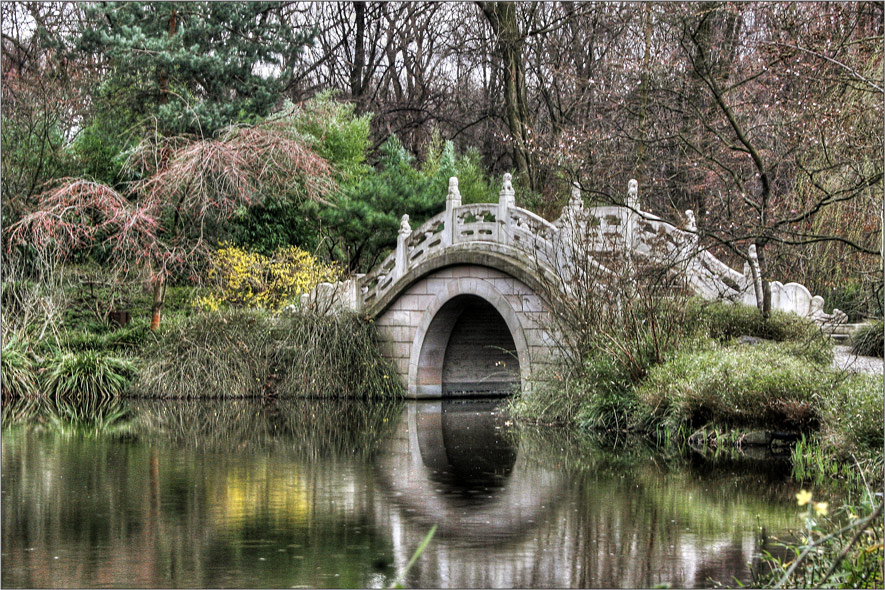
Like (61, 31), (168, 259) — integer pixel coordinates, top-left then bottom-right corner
(1, 336), (40, 398)
(637, 341), (832, 433)
(685, 298), (833, 364)
(271, 311), (401, 398)
(42, 350), (136, 399)
(131, 309), (274, 398)
(131, 308), (401, 399)
(819, 372), (884, 454)
(849, 320), (884, 358)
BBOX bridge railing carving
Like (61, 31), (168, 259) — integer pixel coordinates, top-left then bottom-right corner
(334, 174), (846, 324)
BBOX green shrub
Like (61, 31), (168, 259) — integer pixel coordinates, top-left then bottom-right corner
(820, 373), (883, 453)
(637, 341), (832, 432)
(574, 354), (644, 431)
(686, 298), (833, 364)
(1, 336), (40, 398)
(850, 320), (884, 358)
(511, 371), (591, 425)
(131, 308), (401, 399)
(43, 350), (136, 399)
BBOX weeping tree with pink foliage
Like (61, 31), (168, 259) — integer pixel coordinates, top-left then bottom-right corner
(8, 110), (335, 330)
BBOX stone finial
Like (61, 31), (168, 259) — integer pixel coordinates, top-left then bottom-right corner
(395, 214), (411, 277)
(627, 179), (639, 210)
(685, 209), (697, 232)
(569, 182), (584, 210)
(447, 176), (461, 204)
(500, 172), (515, 205)
(747, 244), (764, 309)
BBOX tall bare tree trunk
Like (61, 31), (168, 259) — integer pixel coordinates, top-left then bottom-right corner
(350, 1), (367, 112)
(479, 2), (535, 190)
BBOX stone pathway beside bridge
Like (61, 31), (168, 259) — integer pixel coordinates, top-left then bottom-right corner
(832, 345), (884, 376)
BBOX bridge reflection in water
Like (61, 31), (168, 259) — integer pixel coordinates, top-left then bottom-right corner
(374, 399), (781, 588)
(3, 398), (799, 589)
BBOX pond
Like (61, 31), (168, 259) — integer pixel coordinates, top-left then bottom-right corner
(2, 398), (804, 588)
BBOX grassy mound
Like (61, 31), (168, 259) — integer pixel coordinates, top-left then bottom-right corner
(685, 299), (833, 364)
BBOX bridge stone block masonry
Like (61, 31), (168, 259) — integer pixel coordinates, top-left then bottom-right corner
(304, 175), (847, 398)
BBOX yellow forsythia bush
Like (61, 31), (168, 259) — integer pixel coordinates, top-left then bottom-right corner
(197, 243), (341, 310)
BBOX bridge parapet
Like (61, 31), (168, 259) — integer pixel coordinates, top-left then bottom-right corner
(316, 174), (846, 325)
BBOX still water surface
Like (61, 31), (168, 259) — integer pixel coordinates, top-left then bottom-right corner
(2, 398), (802, 588)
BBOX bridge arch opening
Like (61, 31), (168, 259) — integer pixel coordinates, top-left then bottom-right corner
(415, 294), (521, 397)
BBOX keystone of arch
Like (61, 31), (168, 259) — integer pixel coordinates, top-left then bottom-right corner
(407, 276), (531, 398)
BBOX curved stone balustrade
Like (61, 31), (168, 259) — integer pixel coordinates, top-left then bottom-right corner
(306, 174), (845, 332)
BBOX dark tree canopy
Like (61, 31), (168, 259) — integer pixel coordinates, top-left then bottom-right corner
(78, 1), (314, 137)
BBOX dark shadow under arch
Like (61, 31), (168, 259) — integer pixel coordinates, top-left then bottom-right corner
(416, 294), (521, 397)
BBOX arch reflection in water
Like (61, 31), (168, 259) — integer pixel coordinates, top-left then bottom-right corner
(375, 399), (566, 545)
(418, 399), (517, 503)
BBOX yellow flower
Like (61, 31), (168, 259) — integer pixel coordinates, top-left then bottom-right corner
(814, 502), (828, 516)
(796, 489), (813, 506)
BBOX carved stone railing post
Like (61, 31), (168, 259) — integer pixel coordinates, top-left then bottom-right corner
(443, 177), (461, 246)
(684, 209), (699, 251)
(395, 214), (411, 278)
(747, 244), (764, 309)
(568, 182), (584, 220)
(498, 173), (515, 243)
(625, 179), (640, 249)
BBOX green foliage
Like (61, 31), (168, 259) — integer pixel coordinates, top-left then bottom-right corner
(231, 95), (374, 256)
(1, 336), (40, 398)
(850, 320), (884, 358)
(67, 98), (140, 186)
(422, 131), (497, 204)
(42, 350), (136, 399)
(820, 373), (884, 453)
(636, 341), (859, 434)
(283, 94), (373, 182)
(231, 96), (502, 270)
(309, 135), (444, 271)
(60, 322), (153, 353)
(817, 280), (882, 323)
(686, 298), (833, 364)
(0, 109), (73, 208)
(131, 308), (401, 399)
(231, 197), (321, 256)
(755, 491), (883, 589)
(78, 2), (314, 137)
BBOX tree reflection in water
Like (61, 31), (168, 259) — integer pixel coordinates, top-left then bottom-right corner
(2, 397), (800, 588)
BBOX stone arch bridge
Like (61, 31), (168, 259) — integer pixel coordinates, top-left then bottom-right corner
(308, 175), (844, 398)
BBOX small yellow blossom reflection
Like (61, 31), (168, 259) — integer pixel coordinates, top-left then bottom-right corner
(814, 502), (829, 516)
